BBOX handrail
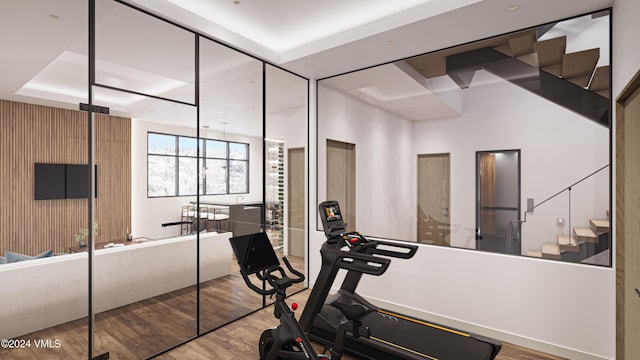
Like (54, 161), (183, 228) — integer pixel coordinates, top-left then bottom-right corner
(523, 164), (609, 222)
(505, 164), (609, 254)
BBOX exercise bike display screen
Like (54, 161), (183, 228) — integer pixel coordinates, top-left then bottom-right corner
(230, 232), (280, 274)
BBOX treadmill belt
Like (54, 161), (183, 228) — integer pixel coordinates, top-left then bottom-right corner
(364, 310), (495, 360)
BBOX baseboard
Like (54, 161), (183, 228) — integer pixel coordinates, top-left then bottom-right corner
(362, 295), (612, 360)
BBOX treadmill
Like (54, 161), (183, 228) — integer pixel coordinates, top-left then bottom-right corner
(299, 200), (501, 360)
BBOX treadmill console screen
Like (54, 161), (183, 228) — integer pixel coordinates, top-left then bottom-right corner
(324, 203), (342, 222)
(319, 200), (347, 237)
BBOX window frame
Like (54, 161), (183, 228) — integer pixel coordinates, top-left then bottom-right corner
(147, 131), (249, 198)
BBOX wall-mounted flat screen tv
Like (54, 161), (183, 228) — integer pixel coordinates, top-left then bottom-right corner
(34, 163), (98, 200)
(34, 163), (66, 200)
(66, 164), (98, 198)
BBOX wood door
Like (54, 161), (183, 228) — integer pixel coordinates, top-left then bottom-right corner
(617, 69), (640, 360)
(476, 150), (521, 254)
(480, 154), (497, 234)
(417, 154), (450, 245)
(326, 139), (355, 232)
(287, 148), (305, 257)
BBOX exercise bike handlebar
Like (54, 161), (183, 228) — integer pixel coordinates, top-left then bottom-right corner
(241, 257), (305, 297)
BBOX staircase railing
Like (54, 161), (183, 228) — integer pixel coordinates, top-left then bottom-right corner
(505, 164), (610, 256)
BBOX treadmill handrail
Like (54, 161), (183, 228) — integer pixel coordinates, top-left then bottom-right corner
(336, 252), (390, 276)
(369, 239), (418, 259)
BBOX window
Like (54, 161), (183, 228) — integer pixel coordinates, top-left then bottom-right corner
(147, 132), (249, 197)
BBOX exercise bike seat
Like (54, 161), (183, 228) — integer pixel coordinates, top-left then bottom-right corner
(331, 301), (369, 321)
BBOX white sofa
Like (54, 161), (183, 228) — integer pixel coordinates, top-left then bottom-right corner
(0, 231), (232, 340)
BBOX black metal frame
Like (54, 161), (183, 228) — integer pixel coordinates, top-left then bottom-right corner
(85, 0), (310, 359)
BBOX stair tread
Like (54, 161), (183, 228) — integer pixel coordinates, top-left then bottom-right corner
(567, 75), (592, 88)
(541, 242), (562, 260)
(541, 64), (562, 77)
(516, 53), (539, 68)
(589, 66), (610, 91)
(558, 235), (577, 246)
(542, 242), (561, 254)
(533, 36), (566, 67)
(590, 219), (610, 227)
(558, 236), (580, 252)
(561, 48), (600, 79)
(574, 227), (597, 238)
(527, 250), (542, 257)
(509, 33), (536, 57)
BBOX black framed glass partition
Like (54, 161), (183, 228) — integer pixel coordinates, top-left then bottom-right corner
(93, 1), (199, 357)
(317, 9), (611, 267)
(265, 64), (310, 298)
(0, 1), (90, 359)
(0, 0), (309, 359)
(197, 36), (265, 332)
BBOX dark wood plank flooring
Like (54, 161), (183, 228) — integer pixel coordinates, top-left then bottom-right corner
(158, 289), (567, 360)
(0, 253), (564, 360)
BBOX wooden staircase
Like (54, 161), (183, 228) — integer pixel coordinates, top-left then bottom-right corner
(493, 32), (610, 99)
(528, 218), (610, 262)
(442, 27), (610, 127)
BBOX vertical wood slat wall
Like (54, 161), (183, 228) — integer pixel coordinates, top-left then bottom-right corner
(0, 99), (131, 256)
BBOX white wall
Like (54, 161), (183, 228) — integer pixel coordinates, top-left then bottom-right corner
(311, 51), (615, 360)
(612, 0), (640, 98)
(317, 85), (415, 241)
(413, 70), (609, 254)
(132, 119), (263, 239)
(318, 70), (609, 254)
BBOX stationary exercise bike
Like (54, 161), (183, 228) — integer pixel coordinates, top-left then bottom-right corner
(229, 232), (391, 360)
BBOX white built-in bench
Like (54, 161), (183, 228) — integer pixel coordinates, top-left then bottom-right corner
(0, 232), (232, 340)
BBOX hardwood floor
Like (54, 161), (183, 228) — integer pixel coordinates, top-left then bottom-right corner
(158, 289), (567, 360)
(0, 253), (305, 360)
(0, 252), (564, 360)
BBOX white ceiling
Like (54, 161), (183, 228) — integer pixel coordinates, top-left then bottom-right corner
(0, 0), (613, 134)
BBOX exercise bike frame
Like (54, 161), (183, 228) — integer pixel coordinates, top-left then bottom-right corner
(254, 259), (321, 360)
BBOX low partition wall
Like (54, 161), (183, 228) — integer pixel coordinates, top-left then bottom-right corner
(0, 232), (232, 340)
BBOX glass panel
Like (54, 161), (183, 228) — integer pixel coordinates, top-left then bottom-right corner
(0, 2), (89, 359)
(205, 159), (228, 194)
(179, 157), (198, 195)
(265, 64), (309, 297)
(95, 0), (195, 104)
(316, 10), (611, 266)
(198, 36), (264, 332)
(179, 136), (198, 156)
(93, 85), (198, 358)
(229, 142), (248, 160)
(206, 139), (227, 158)
(93, 0), (200, 353)
(149, 133), (176, 154)
(229, 160), (248, 193)
(149, 155), (177, 197)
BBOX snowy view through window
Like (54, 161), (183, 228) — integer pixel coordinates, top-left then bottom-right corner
(147, 132), (248, 197)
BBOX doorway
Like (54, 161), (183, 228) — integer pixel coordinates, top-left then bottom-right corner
(476, 150), (521, 254)
(616, 69), (640, 359)
(417, 154), (451, 245)
(287, 148), (305, 257)
(326, 139), (355, 232)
